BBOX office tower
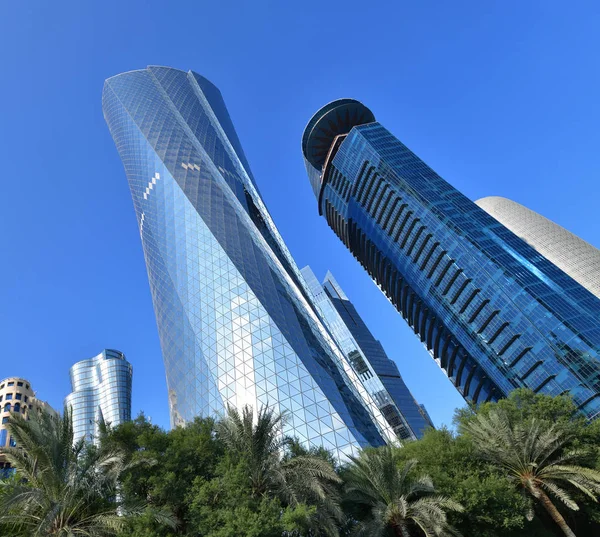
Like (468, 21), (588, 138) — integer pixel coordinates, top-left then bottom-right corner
(302, 99), (600, 419)
(103, 66), (396, 457)
(476, 196), (600, 300)
(0, 377), (56, 476)
(64, 349), (133, 444)
(301, 266), (432, 439)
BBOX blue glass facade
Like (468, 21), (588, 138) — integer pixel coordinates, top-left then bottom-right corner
(301, 267), (432, 439)
(302, 99), (600, 419)
(103, 67), (397, 458)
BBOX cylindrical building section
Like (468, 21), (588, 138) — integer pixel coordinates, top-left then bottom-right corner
(64, 349), (132, 444)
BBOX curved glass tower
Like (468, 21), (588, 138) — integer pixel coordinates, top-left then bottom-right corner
(65, 349), (132, 444)
(302, 99), (600, 419)
(477, 196), (600, 300)
(103, 67), (396, 457)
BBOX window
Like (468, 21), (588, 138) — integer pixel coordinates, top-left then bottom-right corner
(26, 385), (29, 390)
(7, 382), (14, 387)
(2, 417), (8, 424)
(4, 403), (11, 412)
(5, 394), (12, 401)
(9, 436), (16, 447)
(13, 403), (20, 413)
(17, 382), (23, 387)
(0, 385), (4, 390)
(0, 396), (2, 402)
(24, 396), (28, 403)
(15, 393), (22, 400)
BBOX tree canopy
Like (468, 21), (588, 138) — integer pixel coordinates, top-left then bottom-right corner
(2, 389), (599, 537)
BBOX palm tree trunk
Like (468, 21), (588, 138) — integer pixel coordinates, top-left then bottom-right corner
(391, 522), (406, 537)
(536, 489), (576, 537)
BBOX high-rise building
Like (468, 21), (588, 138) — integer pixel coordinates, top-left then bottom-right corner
(302, 99), (600, 419)
(476, 196), (600, 300)
(0, 377), (56, 476)
(64, 349), (132, 444)
(103, 66), (397, 457)
(301, 266), (432, 439)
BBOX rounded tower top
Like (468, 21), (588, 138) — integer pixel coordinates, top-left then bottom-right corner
(302, 99), (376, 170)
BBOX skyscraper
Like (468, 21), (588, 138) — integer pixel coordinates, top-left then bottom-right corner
(476, 196), (600, 300)
(65, 349), (132, 444)
(301, 267), (432, 439)
(103, 66), (396, 457)
(302, 99), (600, 419)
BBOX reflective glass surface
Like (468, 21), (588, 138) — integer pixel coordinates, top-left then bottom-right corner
(64, 349), (132, 444)
(103, 67), (397, 458)
(304, 114), (600, 419)
(301, 266), (431, 439)
(477, 196), (600, 300)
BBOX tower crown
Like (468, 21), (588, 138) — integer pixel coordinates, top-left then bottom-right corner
(302, 99), (375, 170)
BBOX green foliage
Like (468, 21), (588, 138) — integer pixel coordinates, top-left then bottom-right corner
(464, 406), (600, 537)
(5, 391), (599, 536)
(187, 462), (301, 537)
(116, 508), (180, 537)
(110, 392), (600, 537)
(392, 427), (539, 537)
(0, 408), (170, 536)
(0, 474), (27, 537)
(103, 413), (222, 535)
(455, 388), (583, 433)
(342, 446), (462, 536)
(108, 407), (342, 536)
(456, 389), (600, 536)
(215, 405), (343, 536)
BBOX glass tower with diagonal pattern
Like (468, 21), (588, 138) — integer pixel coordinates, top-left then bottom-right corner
(302, 99), (600, 419)
(301, 267), (432, 439)
(103, 67), (397, 458)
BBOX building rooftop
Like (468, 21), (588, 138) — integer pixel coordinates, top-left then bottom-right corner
(302, 99), (375, 170)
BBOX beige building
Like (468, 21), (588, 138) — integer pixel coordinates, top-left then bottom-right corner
(0, 377), (56, 472)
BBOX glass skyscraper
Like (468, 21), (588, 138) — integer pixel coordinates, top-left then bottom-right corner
(103, 66), (397, 457)
(301, 267), (431, 439)
(302, 99), (600, 419)
(64, 349), (133, 444)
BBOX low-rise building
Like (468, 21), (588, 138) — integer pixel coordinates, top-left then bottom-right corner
(0, 377), (56, 476)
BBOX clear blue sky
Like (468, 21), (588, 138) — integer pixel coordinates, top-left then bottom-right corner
(2, 1), (599, 431)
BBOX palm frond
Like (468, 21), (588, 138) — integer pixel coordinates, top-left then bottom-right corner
(466, 407), (600, 534)
(345, 448), (461, 537)
(538, 481), (578, 511)
(0, 407), (159, 535)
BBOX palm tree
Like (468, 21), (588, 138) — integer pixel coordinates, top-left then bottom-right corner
(216, 405), (343, 535)
(0, 407), (173, 536)
(343, 446), (462, 537)
(464, 409), (600, 537)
